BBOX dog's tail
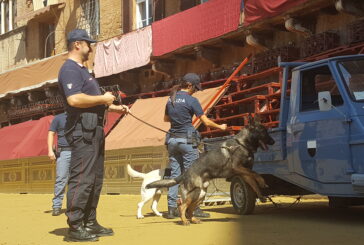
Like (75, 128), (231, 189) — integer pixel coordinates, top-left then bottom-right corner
(146, 175), (183, 189)
(127, 164), (145, 179)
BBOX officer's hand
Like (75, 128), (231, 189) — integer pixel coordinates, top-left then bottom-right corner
(48, 150), (56, 161)
(103, 92), (116, 106)
(220, 124), (228, 131)
(121, 105), (130, 114)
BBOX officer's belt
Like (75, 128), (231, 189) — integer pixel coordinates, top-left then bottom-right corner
(58, 146), (72, 152)
(75, 115), (104, 128)
(169, 133), (188, 139)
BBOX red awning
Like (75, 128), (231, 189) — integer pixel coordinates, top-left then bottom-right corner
(104, 112), (122, 136)
(152, 0), (241, 56)
(243, 0), (309, 26)
(0, 116), (54, 161)
(0, 112), (121, 161)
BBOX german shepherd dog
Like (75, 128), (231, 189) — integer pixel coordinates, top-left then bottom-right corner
(146, 116), (275, 225)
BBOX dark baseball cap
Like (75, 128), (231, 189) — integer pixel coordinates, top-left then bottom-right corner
(67, 29), (97, 43)
(182, 73), (202, 91)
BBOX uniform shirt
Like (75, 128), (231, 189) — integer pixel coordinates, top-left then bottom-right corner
(165, 91), (204, 134)
(49, 113), (69, 147)
(58, 59), (105, 129)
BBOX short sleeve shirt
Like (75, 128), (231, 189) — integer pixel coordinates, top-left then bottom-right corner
(49, 113), (69, 147)
(58, 59), (105, 128)
(165, 91), (204, 134)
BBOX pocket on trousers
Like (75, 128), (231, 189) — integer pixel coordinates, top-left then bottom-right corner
(81, 113), (98, 142)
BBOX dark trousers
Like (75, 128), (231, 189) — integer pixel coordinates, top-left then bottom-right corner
(66, 126), (105, 229)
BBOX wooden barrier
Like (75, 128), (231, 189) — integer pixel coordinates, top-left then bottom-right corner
(0, 146), (230, 195)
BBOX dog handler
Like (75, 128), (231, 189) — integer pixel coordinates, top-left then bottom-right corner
(58, 29), (129, 242)
(164, 73), (227, 219)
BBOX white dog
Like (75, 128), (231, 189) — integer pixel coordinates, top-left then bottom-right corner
(127, 164), (166, 219)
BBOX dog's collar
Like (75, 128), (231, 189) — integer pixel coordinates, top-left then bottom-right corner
(234, 138), (255, 153)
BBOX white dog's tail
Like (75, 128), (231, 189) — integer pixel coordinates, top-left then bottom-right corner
(127, 164), (146, 179)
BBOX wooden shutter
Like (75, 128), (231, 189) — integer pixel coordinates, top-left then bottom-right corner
(180, 0), (197, 11)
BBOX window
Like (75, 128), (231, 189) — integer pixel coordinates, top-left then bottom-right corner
(78, 0), (100, 40)
(180, 0), (208, 11)
(0, 0), (16, 35)
(136, 0), (152, 28)
(300, 66), (343, 112)
(338, 58), (364, 101)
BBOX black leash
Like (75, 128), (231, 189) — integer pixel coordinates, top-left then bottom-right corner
(127, 111), (219, 147)
(266, 196), (302, 208)
(101, 86), (224, 149)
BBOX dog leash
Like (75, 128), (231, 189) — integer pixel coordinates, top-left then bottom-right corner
(128, 112), (220, 147)
(101, 85), (227, 148)
(266, 196), (302, 209)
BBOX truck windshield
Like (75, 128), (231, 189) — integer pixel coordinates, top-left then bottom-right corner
(338, 59), (364, 101)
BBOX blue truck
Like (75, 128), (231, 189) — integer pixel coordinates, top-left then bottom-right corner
(206, 55), (364, 214)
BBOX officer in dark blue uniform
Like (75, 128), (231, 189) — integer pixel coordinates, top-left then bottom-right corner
(48, 112), (72, 216)
(58, 29), (129, 242)
(164, 73), (227, 219)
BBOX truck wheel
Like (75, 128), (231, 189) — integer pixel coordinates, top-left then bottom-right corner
(230, 176), (256, 215)
(328, 196), (349, 208)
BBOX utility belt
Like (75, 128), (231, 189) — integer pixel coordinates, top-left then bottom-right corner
(53, 146), (72, 159)
(166, 128), (201, 147)
(58, 146), (72, 152)
(65, 112), (104, 145)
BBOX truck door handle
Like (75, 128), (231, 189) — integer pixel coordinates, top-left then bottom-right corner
(292, 129), (303, 135)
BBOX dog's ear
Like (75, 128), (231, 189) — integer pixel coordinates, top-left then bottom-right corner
(247, 114), (254, 126)
(235, 131), (245, 145)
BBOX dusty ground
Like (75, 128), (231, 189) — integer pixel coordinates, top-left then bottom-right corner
(0, 194), (363, 245)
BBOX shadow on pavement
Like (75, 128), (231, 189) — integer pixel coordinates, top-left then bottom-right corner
(44, 208), (66, 214)
(49, 227), (68, 237)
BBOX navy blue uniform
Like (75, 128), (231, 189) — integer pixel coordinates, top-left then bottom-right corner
(58, 59), (106, 230)
(165, 91), (204, 208)
(49, 112), (69, 148)
(165, 91), (204, 134)
(49, 113), (72, 210)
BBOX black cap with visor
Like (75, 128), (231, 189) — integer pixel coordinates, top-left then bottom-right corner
(67, 29), (97, 43)
(182, 73), (202, 91)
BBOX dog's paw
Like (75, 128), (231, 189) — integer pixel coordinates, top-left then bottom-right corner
(258, 196), (267, 203)
(137, 215), (144, 219)
(155, 212), (162, 217)
(191, 217), (201, 224)
(182, 221), (190, 226)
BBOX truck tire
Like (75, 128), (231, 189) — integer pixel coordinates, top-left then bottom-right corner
(230, 176), (256, 215)
(328, 196), (350, 208)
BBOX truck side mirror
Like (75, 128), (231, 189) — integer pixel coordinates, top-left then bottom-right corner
(318, 91), (332, 111)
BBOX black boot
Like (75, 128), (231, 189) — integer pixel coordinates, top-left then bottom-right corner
(67, 226), (99, 242)
(85, 220), (114, 237)
(52, 208), (61, 216)
(193, 207), (210, 218)
(163, 206), (180, 219)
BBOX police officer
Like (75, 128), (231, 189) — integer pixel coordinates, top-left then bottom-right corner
(164, 73), (227, 219)
(58, 29), (129, 242)
(48, 112), (71, 216)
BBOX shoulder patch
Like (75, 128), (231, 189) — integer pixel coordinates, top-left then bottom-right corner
(67, 83), (73, 89)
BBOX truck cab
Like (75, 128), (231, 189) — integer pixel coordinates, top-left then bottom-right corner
(225, 55), (364, 214)
(287, 55), (364, 195)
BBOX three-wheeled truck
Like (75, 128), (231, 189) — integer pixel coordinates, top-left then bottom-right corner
(205, 55), (364, 214)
